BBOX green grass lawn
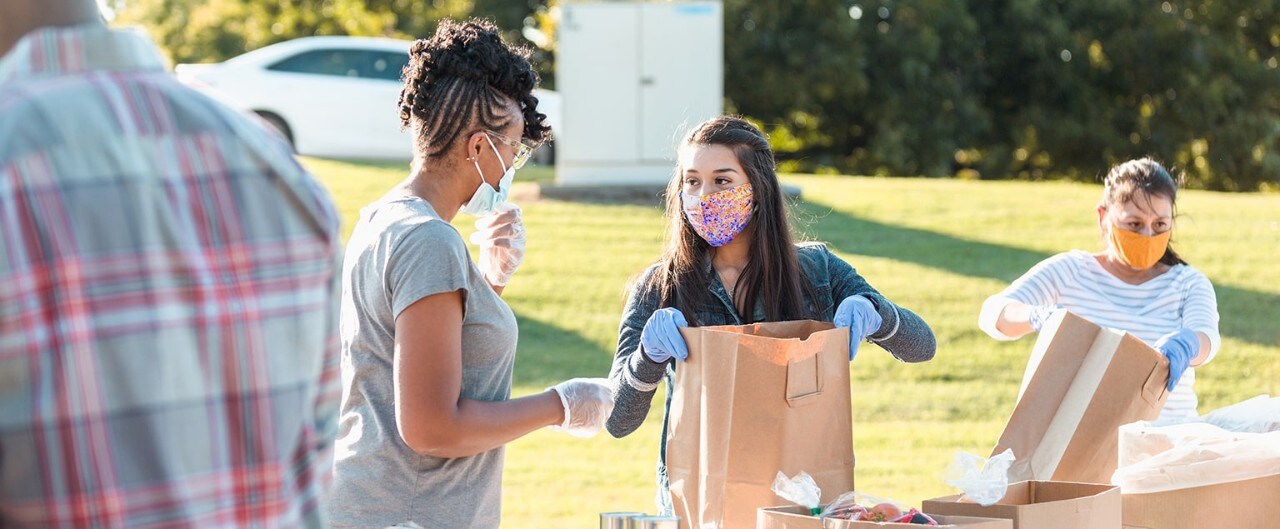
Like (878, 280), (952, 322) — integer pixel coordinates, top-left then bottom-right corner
(303, 157), (1280, 525)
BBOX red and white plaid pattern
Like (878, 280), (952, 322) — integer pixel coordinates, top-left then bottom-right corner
(0, 25), (341, 528)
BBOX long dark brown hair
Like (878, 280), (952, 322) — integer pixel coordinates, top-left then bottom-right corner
(641, 116), (814, 324)
(1100, 157), (1188, 266)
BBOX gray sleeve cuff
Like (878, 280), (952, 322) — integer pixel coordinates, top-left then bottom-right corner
(863, 292), (899, 342)
(606, 346), (669, 438)
(625, 345), (669, 390)
(862, 294), (936, 363)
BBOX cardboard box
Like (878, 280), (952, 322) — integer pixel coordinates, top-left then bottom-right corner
(1122, 473), (1280, 529)
(994, 311), (1169, 484)
(757, 505), (1012, 529)
(922, 481), (1120, 529)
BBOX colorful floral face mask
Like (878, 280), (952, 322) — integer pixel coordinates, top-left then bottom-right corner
(681, 182), (755, 247)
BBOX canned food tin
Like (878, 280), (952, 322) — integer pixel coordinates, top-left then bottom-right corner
(631, 515), (680, 529)
(598, 512), (646, 529)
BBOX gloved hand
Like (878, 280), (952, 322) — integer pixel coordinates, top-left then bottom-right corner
(469, 202), (525, 286)
(1154, 328), (1198, 391)
(548, 378), (615, 438)
(1027, 304), (1063, 332)
(640, 307), (689, 363)
(833, 295), (883, 361)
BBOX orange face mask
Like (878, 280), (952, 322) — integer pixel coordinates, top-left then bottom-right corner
(1108, 225), (1171, 269)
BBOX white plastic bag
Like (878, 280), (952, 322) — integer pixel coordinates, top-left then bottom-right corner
(771, 471), (822, 514)
(1149, 394), (1280, 433)
(1199, 394), (1280, 433)
(1117, 421), (1255, 468)
(942, 449), (1015, 506)
(1113, 395), (1280, 494)
(1113, 426), (1280, 493)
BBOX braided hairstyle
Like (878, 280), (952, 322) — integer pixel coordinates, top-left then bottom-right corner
(398, 18), (550, 159)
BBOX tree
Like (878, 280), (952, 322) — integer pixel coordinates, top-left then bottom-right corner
(107, 0), (536, 64)
(723, 0), (1280, 189)
(725, 1), (986, 177)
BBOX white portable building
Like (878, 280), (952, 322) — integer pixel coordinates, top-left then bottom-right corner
(555, 1), (724, 186)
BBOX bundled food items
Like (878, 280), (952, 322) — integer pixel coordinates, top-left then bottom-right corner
(820, 493), (938, 525)
(770, 472), (939, 525)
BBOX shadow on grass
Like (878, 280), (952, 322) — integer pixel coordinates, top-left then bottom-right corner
(792, 200), (1280, 348)
(512, 312), (615, 388)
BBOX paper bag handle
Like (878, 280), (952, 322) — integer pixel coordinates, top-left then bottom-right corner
(785, 354), (823, 406)
(1139, 358), (1169, 406)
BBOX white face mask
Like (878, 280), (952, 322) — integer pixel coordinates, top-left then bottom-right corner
(459, 134), (515, 216)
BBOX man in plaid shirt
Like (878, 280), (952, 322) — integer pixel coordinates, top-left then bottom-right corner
(0, 1), (343, 527)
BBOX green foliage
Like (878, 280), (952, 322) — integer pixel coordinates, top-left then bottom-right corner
(726, 0), (1280, 190)
(108, 0), (549, 64)
(727, 0), (989, 177)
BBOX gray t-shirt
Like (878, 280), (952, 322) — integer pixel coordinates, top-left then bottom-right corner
(330, 195), (518, 528)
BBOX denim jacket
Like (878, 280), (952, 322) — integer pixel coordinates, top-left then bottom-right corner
(604, 242), (936, 509)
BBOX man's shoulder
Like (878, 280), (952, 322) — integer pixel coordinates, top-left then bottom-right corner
(1, 70), (296, 171)
(0, 71), (235, 143)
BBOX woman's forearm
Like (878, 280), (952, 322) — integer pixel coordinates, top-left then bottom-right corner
(606, 346), (666, 437)
(866, 296), (936, 363)
(994, 301), (1036, 339)
(979, 296), (1034, 340)
(1191, 331), (1212, 366)
(398, 390), (563, 459)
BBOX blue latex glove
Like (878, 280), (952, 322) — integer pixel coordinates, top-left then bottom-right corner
(833, 295), (883, 361)
(1154, 328), (1198, 391)
(1027, 304), (1063, 332)
(641, 307), (689, 363)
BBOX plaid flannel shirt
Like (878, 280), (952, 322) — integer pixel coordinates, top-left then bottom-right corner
(0, 24), (342, 528)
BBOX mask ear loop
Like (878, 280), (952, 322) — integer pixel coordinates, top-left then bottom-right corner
(469, 134), (488, 188)
(483, 134), (510, 178)
(471, 157), (486, 187)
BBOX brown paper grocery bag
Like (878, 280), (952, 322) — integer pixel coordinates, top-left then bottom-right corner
(993, 311), (1170, 484)
(668, 321), (855, 529)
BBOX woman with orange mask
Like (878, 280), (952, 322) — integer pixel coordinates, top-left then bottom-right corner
(978, 158), (1220, 420)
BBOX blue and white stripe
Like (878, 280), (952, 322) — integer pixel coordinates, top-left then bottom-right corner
(982, 250), (1221, 419)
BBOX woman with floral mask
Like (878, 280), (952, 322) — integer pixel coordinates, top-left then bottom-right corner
(978, 157), (1220, 420)
(329, 19), (614, 528)
(605, 116), (937, 513)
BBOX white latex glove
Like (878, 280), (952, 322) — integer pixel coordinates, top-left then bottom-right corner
(548, 378), (615, 438)
(469, 202), (525, 286)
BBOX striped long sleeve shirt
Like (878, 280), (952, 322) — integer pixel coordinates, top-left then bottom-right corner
(979, 250), (1221, 419)
(0, 24), (342, 528)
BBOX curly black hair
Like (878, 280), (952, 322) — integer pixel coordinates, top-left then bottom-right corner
(398, 18), (551, 158)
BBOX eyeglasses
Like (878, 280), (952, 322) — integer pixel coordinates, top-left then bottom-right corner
(484, 129), (538, 170)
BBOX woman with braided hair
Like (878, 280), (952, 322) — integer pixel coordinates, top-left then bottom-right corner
(330, 19), (614, 528)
